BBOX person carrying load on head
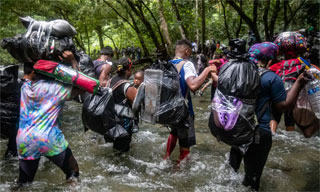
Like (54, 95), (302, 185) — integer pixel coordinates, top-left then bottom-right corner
(109, 58), (137, 152)
(209, 42), (308, 191)
(16, 51), (84, 187)
(93, 46), (114, 87)
(164, 39), (217, 164)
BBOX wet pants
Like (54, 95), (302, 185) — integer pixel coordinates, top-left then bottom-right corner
(18, 147), (79, 185)
(229, 128), (272, 191)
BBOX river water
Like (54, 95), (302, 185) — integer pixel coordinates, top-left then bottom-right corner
(0, 89), (319, 191)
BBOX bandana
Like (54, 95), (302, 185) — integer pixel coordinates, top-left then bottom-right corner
(249, 42), (279, 64)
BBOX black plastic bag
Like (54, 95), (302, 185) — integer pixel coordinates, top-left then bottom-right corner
(104, 124), (130, 143)
(76, 50), (96, 78)
(20, 16), (77, 37)
(141, 60), (189, 125)
(218, 59), (260, 99)
(0, 65), (21, 138)
(209, 109), (256, 154)
(209, 57), (260, 154)
(82, 88), (116, 135)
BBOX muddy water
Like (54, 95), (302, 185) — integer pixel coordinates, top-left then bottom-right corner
(0, 89), (319, 191)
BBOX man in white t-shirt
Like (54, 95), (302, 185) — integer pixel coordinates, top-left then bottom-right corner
(164, 39), (217, 164)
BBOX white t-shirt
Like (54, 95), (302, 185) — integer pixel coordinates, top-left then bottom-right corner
(183, 60), (198, 80)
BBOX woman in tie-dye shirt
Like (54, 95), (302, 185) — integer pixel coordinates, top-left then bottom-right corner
(16, 51), (81, 187)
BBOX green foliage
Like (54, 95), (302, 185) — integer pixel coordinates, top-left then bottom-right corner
(0, 0), (317, 64)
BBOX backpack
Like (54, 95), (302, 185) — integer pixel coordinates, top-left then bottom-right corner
(269, 59), (305, 90)
(136, 60), (189, 125)
(209, 58), (260, 154)
(82, 79), (131, 142)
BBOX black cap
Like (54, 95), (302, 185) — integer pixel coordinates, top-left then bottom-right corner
(100, 46), (114, 56)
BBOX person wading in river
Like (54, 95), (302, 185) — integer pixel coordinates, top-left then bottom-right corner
(16, 51), (83, 187)
(109, 58), (137, 152)
(93, 46), (114, 87)
(164, 39), (217, 163)
(209, 42), (308, 191)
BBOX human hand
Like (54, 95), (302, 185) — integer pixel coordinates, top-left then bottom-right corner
(297, 71), (311, 86)
(59, 51), (76, 63)
(206, 64), (217, 73)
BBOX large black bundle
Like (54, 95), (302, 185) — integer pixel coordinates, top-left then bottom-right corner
(82, 88), (130, 141)
(82, 88), (116, 135)
(1, 33), (76, 63)
(148, 60), (189, 125)
(20, 16), (77, 37)
(1, 16), (95, 77)
(0, 65), (21, 138)
(210, 56), (260, 154)
(218, 59), (260, 99)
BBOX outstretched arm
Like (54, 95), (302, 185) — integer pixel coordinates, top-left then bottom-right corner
(186, 65), (217, 92)
(274, 73), (308, 112)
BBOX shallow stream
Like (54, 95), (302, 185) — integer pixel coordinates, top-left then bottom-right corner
(0, 89), (319, 191)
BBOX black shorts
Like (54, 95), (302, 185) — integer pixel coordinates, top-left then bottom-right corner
(170, 115), (196, 148)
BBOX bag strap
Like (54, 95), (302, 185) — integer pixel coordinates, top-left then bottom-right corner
(175, 60), (186, 74)
(111, 79), (130, 91)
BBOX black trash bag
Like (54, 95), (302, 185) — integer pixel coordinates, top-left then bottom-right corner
(1, 35), (27, 63)
(20, 16), (77, 37)
(0, 65), (21, 138)
(1, 33), (76, 63)
(75, 50), (96, 78)
(209, 104), (256, 155)
(218, 59), (260, 99)
(209, 54), (260, 154)
(149, 60), (189, 125)
(104, 123), (130, 143)
(0, 65), (20, 95)
(82, 88), (116, 135)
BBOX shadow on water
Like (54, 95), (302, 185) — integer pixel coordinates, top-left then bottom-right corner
(0, 88), (319, 191)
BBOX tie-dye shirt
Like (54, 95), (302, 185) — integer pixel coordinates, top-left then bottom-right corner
(17, 80), (72, 160)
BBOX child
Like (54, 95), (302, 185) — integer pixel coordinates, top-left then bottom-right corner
(133, 70), (144, 88)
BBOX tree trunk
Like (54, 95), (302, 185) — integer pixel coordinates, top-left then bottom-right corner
(235, 0), (242, 38)
(283, 0), (289, 31)
(269, 0), (280, 39)
(221, 0), (231, 41)
(263, 0), (270, 41)
(196, 0), (199, 43)
(126, 0), (161, 50)
(170, 0), (188, 39)
(227, 0), (261, 42)
(141, 0), (166, 49)
(84, 24), (90, 56)
(284, 0), (306, 31)
(158, 0), (172, 54)
(201, 0), (206, 52)
(128, 11), (150, 57)
(103, 0), (149, 56)
(95, 25), (104, 49)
